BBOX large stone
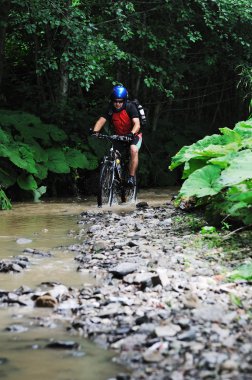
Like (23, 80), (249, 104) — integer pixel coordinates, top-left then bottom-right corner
(155, 323), (181, 337)
(109, 262), (138, 278)
(34, 294), (57, 308)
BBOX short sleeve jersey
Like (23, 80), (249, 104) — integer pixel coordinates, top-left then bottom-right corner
(101, 102), (139, 136)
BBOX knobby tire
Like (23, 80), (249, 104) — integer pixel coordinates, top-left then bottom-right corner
(97, 161), (114, 207)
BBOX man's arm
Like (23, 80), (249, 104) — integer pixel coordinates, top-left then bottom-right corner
(131, 117), (141, 135)
(93, 117), (107, 133)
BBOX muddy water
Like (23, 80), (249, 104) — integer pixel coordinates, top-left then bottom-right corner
(0, 189), (176, 380)
(0, 197), (123, 380)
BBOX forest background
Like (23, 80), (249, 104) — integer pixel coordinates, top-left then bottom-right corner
(0, 0), (251, 205)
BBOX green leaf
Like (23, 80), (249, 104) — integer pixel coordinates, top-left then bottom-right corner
(65, 148), (89, 169)
(47, 148), (70, 173)
(0, 127), (11, 144)
(200, 226), (217, 234)
(219, 150), (252, 187)
(48, 125), (67, 142)
(228, 263), (252, 281)
(0, 143), (37, 174)
(169, 134), (234, 170)
(233, 119), (252, 138)
(17, 174), (37, 190)
(180, 165), (223, 198)
(0, 167), (17, 187)
(0, 189), (12, 210)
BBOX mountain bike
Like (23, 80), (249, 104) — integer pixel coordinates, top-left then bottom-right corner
(93, 133), (137, 207)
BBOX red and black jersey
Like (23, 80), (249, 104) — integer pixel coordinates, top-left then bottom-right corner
(102, 101), (140, 136)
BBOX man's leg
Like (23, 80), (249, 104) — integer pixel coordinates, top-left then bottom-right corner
(129, 144), (139, 176)
(127, 134), (142, 186)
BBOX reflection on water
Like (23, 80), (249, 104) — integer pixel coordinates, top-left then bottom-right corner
(0, 307), (122, 380)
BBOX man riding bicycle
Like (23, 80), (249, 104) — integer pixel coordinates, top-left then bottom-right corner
(91, 85), (142, 187)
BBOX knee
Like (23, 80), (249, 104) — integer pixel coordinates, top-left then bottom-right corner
(130, 145), (138, 157)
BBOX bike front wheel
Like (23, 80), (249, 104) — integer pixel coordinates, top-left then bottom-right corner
(97, 161), (114, 207)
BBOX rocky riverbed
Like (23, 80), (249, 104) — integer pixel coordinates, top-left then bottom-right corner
(1, 201), (252, 380)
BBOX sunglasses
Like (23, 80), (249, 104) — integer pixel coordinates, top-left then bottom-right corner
(113, 99), (124, 104)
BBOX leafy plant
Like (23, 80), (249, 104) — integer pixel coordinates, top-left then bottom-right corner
(0, 188), (12, 210)
(227, 263), (252, 281)
(169, 118), (252, 225)
(0, 109), (98, 208)
(200, 226), (217, 235)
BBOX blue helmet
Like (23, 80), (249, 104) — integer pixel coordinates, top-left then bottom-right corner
(110, 85), (128, 101)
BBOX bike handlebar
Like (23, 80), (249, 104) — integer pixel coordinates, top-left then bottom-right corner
(92, 133), (132, 143)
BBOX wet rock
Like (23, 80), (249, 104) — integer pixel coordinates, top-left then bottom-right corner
(34, 294), (57, 308)
(123, 272), (161, 288)
(16, 238), (32, 244)
(0, 357), (8, 365)
(116, 373), (131, 380)
(46, 340), (80, 350)
(0, 257), (29, 273)
(136, 202), (149, 209)
(5, 324), (28, 333)
(23, 248), (52, 257)
(109, 262), (139, 278)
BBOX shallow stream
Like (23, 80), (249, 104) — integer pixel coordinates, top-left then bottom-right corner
(0, 189), (174, 380)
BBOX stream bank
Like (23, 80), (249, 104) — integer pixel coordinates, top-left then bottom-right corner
(66, 202), (252, 380)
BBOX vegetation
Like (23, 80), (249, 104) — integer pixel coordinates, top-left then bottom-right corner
(170, 118), (252, 226)
(0, 109), (98, 207)
(0, 0), (252, 209)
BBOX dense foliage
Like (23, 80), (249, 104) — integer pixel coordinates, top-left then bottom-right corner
(170, 118), (252, 225)
(0, 109), (98, 207)
(0, 0), (252, 207)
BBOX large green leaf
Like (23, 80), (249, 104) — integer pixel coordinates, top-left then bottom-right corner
(0, 127), (11, 144)
(219, 150), (252, 187)
(180, 165), (223, 198)
(47, 148), (70, 173)
(65, 148), (89, 169)
(0, 143), (37, 174)
(17, 174), (37, 190)
(233, 119), (252, 138)
(208, 151), (238, 169)
(83, 152), (99, 170)
(48, 125), (67, 142)
(35, 163), (48, 180)
(169, 134), (234, 170)
(0, 167), (17, 187)
(182, 159), (206, 179)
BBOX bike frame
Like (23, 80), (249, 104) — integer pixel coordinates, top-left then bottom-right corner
(94, 134), (135, 207)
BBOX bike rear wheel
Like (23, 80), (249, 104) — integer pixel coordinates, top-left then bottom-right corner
(97, 161), (114, 207)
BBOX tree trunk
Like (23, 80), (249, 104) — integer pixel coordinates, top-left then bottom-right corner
(0, 0), (10, 98)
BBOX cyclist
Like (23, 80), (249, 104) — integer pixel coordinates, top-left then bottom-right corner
(91, 85), (142, 187)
